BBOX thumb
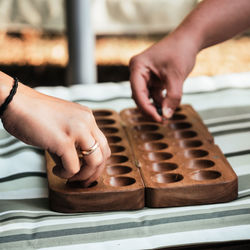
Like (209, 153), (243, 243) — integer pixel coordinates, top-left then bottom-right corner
(162, 77), (183, 119)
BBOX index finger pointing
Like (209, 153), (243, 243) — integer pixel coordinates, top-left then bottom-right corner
(130, 65), (162, 122)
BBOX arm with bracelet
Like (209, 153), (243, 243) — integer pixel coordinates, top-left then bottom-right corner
(0, 71), (110, 187)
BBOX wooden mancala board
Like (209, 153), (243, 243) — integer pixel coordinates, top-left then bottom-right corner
(46, 105), (238, 212)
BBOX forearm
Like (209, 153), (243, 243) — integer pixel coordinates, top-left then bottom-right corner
(173, 0), (250, 52)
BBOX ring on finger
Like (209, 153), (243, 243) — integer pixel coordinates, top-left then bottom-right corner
(79, 141), (99, 157)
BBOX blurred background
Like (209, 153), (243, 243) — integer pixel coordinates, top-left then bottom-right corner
(0, 0), (249, 87)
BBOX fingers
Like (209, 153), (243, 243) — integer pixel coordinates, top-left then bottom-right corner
(51, 133), (101, 181)
(148, 76), (164, 108)
(94, 128), (111, 164)
(83, 161), (106, 188)
(69, 161), (106, 188)
(69, 127), (110, 184)
(129, 58), (162, 122)
(162, 75), (183, 119)
(130, 62), (183, 121)
(78, 138), (103, 179)
(52, 144), (80, 179)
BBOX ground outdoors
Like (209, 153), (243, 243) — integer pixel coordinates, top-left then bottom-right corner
(0, 30), (250, 87)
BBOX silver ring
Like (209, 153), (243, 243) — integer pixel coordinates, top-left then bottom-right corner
(80, 141), (99, 156)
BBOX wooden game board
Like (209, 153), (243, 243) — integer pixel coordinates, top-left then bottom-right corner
(46, 105), (238, 212)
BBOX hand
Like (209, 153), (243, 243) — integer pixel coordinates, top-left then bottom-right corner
(129, 33), (198, 122)
(130, 0), (250, 122)
(1, 75), (111, 187)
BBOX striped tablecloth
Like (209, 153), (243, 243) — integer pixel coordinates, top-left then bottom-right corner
(1, 72), (250, 249)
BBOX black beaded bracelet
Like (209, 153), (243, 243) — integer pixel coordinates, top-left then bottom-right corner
(0, 77), (18, 117)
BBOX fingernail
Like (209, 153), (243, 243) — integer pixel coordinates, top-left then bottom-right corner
(163, 107), (174, 119)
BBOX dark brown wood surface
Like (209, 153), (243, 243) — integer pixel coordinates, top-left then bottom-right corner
(46, 105), (238, 212)
(120, 105), (238, 207)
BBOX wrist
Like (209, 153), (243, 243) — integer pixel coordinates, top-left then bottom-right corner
(0, 77), (18, 117)
(0, 73), (15, 104)
(0, 77), (20, 121)
(170, 25), (204, 54)
(0, 72), (26, 122)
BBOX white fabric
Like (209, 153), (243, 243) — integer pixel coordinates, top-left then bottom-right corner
(0, 0), (197, 34)
(1, 72), (250, 249)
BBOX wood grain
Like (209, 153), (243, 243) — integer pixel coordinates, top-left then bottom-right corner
(46, 105), (238, 212)
(120, 105), (238, 207)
